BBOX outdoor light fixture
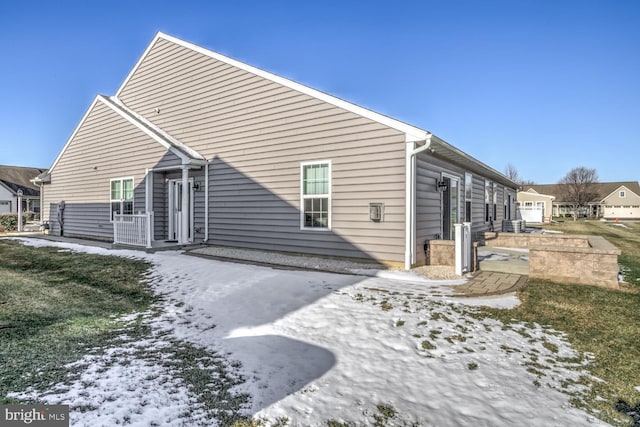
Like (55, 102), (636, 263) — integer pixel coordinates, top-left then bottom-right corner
(437, 180), (448, 192)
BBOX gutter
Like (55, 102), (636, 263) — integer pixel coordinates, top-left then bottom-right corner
(405, 134), (433, 270)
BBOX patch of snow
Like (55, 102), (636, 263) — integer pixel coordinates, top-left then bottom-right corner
(7, 238), (610, 426)
(612, 223), (631, 229)
(541, 229), (564, 234)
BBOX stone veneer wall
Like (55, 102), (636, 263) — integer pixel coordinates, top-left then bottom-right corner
(528, 236), (621, 288)
(426, 240), (478, 272)
(482, 232), (621, 289)
(482, 232), (591, 249)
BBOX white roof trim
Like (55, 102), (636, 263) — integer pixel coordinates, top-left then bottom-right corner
(46, 96), (103, 176)
(428, 135), (519, 188)
(116, 32), (429, 141)
(102, 96), (205, 163)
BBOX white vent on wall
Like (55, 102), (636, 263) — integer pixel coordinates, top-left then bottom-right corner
(369, 203), (384, 222)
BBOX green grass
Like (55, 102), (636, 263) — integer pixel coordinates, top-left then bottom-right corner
(480, 221), (640, 426)
(0, 239), (155, 401)
(0, 239), (250, 425)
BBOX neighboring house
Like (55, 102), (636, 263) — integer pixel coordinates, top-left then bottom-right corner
(522, 182), (640, 220)
(36, 32), (518, 269)
(0, 165), (45, 215)
(516, 189), (555, 223)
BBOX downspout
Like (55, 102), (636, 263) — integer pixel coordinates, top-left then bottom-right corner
(405, 134), (433, 270)
(181, 166), (190, 244)
(203, 161), (209, 242)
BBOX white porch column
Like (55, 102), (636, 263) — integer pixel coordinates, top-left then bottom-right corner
(145, 169), (154, 243)
(181, 166), (189, 244)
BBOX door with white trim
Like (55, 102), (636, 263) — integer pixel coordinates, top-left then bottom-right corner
(167, 178), (194, 242)
(442, 174), (460, 240)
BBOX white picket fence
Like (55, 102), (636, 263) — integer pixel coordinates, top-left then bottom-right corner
(113, 213), (152, 248)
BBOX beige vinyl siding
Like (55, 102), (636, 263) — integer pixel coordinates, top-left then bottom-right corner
(415, 152), (464, 264)
(415, 152), (509, 263)
(43, 100), (183, 240)
(119, 38), (407, 262)
(603, 187), (640, 218)
(604, 186), (640, 206)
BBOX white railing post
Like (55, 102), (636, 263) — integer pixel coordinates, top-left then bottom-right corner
(455, 223), (463, 276)
(463, 222), (472, 273)
(455, 222), (472, 275)
(145, 212), (152, 248)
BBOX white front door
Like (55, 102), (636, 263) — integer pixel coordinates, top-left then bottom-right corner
(167, 179), (194, 242)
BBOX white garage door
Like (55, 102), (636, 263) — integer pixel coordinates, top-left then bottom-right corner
(0, 200), (11, 213)
(604, 206), (640, 219)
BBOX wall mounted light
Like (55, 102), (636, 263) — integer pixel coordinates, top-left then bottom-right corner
(437, 180), (448, 192)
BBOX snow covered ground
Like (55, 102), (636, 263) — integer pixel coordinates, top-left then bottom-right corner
(9, 238), (608, 426)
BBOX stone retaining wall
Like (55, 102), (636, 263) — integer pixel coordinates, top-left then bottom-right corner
(483, 232), (621, 289)
(482, 232), (590, 249)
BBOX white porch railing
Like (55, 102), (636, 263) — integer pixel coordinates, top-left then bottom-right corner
(113, 213), (152, 248)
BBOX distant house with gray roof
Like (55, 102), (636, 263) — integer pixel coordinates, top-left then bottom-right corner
(0, 165), (46, 215)
(519, 182), (640, 220)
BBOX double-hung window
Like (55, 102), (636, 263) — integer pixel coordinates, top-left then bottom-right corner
(464, 173), (472, 222)
(110, 178), (134, 220)
(485, 180), (492, 222)
(301, 161), (331, 230)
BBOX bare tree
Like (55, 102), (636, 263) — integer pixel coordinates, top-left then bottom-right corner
(558, 167), (600, 220)
(504, 164), (521, 183)
(504, 163), (535, 187)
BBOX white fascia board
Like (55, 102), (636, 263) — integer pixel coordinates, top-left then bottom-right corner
(101, 96), (205, 163)
(430, 135), (519, 189)
(117, 32), (428, 141)
(46, 96), (103, 176)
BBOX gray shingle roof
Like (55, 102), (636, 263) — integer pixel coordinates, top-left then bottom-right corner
(523, 182), (640, 202)
(0, 165), (46, 196)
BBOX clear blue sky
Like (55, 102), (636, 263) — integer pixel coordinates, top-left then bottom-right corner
(1, 0), (638, 184)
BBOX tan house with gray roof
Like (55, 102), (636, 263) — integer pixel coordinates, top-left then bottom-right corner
(36, 32), (518, 268)
(0, 165), (45, 215)
(521, 182), (640, 220)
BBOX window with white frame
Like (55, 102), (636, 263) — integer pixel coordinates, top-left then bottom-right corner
(301, 162), (330, 229)
(620, 190), (626, 198)
(110, 178), (134, 220)
(493, 183), (498, 221)
(484, 180), (492, 222)
(464, 173), (472, 222)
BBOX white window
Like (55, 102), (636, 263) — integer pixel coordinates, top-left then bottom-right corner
(620, 190), (626, 198)
(493, 183), (498, 220)
(110, 178), (134, 221)
(301, 162), (331, 230)
(484, 180), (493, 222)
(464, 173), (472, 222)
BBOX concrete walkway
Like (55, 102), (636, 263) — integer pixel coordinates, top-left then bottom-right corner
(5, 233), (529, 297)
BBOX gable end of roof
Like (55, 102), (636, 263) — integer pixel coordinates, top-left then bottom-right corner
(116, 32), (429, 141)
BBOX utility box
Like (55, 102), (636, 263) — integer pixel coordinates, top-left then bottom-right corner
(369, 203), (384, 222)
